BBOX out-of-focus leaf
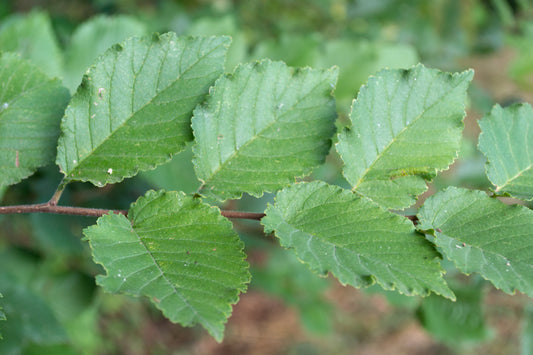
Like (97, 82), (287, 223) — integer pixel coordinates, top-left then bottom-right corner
(478, 103), (533, 201)
(337, 64), (473, 209)
(316, 39), (419, 110)
(193, 60), (338, 201)
(0, 10), (63, 78)
(56, 33), (229, 187)
(186, 15), (247, 72)
(417, 278), (489, 343)
(0, 52), (69, 188)
(0, 250), (69, 354)
(523, 303), (533, 355)
(251, 248), (333, 334)
(30, 214), (87, 256)
(63, 15), (147, 92)
(262, 181), (454, 299)
(250, 33), (321, 68)
(139, 144), (200, 194)
(83, 190), (250, 341)
(418, 187), (533, 297)
(0, 293), (4, 339)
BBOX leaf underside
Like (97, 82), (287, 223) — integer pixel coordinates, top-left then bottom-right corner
(56, 33), (230, 186)
(417, 187), (533, 297)
(336, 64), (473, 209)
(0, 53), (69, 188)
(262, 181), (454, 299)
(192, 59), (338, 201)
(478, 103), (533, 201)
(83, 190), (250, 341)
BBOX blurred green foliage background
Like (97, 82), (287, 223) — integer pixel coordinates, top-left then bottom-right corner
(1, 0), (533, 354)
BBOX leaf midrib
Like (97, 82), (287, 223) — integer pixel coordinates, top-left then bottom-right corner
(200, 69), (334, 191)
(67, 37), (224, 177)
(351, 72), (469, 191)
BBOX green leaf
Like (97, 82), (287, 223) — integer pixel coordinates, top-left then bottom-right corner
(193, 60), (338, 200)
(417, 278), (489, 344)
(0, 293), (4, 339)
(139, 143), (201, 193)
(0, 52), (70, 188)
(336, 64), (473, 209)
(417, 187), (533, 297)
(262, 181), (453, 299)
(63, 15), (147, 92)
(523, 303), (533, 355)
(251, 248), (333, 335)
(83, 190), (250, 341)
(478, 103), (533, 201)
(0, 10), (63, 78)
(56, 33), (230, 187)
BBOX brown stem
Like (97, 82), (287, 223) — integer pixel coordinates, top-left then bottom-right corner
(0, 203), (127, 218)
(221, 211), (266, 220)
(0, 203), (416, 223)
(0, 202), (266, 220)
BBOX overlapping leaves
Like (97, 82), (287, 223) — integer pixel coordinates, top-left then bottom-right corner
(418, 187), (533, 297)
(262, 181), (453, 299)
(192, 60), (338, 200)
(83, 190), (250, 341)
(478, 103), (533, 200)
(0, 52), (69, 188)
(56, 33), (229, 186)
(336, 64), (473, 209)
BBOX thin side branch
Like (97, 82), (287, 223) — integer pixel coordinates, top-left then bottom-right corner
(0, 203), (127, 218)
(0, 202), (266, 220)
(221, 211), (266, 220)
(0, 203), (415, 223)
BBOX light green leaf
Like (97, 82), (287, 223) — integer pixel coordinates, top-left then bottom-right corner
(336, 64), (473, 209)
(0, 53), (69, 188)
(139, 143), (201, 193)
(0, 10), (63, 78)
(478, 103), (533, 200)
(0, 293), (4, 340)
(417, 187), (533, 297)
(193, 60), (338, 200)
(83, 190), (250, 341)
(523, 303), (533, 355)
(56, 33), (230, 187)
(64, 15), (147, 92)
(186, 15), (247, 72)
(262, 181), (454, 299)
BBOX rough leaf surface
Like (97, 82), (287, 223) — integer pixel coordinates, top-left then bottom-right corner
(83, 190), (250, 341)
(56, 33), (229, 186)
(478, 103), (533, 200)
(192, 60), (338, 200)
(336, 64), (473, 209)
(262, 181), (453, 299)
(418, 187), (533, 297)
(0, 53), (69, 188)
